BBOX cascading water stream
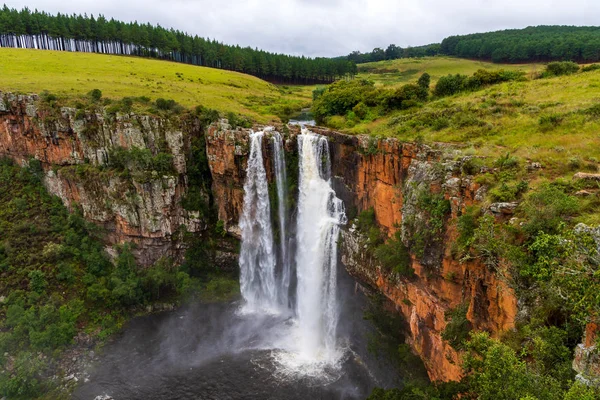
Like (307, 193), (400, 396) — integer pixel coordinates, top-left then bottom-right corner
(238, 130), (278, 312)
(272, 132), (291, 308)
(294, 128), (346, 361)
(239, 126), (346, 373)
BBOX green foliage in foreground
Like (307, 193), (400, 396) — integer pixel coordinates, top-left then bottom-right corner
(0, 158), (236, 399)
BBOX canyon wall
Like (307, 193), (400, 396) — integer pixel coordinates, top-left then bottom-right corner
(0, 93), (529, 382)
(204, 124), (518, 382)
(0, 92), (208, 265)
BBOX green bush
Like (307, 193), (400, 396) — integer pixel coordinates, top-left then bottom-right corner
(0, 351), (46, 398)
(226, 112), (252, 128)
(382, 83), (428, 110)
(581, 64), (600, 72)
(539, 113), (564, 130)
(312, 79), (376, 123)
(441, 302), (472, 350)
(39, 90), (57, 103)
(355, 208), (384, 249)
(417, 72), (431, 89)
(520, 183), (579, 236)
(88, 89), (103, 102)
(543, 61), (580, 77)
(374, 231), (413, 277)
(434, 74), (469, 97)
(154, 98), (184, 113)
(27, 270), (46, 293)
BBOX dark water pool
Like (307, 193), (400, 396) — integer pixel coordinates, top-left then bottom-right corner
(73, 274), (403, 400)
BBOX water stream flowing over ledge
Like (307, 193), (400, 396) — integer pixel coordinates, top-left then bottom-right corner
(72, 126), (403, 399)
(238, 127), (347, 376)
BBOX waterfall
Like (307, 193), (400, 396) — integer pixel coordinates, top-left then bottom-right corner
(238, 131), (278, 312)
(272, 132), (291, 307)
(294, 128), (346, 360)
(239, 127), (346, 368)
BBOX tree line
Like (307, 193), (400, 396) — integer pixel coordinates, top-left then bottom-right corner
(341, 43), (441, 64)
(345, 25), (600, 64)
(0, 5), (356, 84)
(441, 25), (600, 63)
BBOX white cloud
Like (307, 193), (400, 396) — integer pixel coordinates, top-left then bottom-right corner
(6, 0), (600, 57)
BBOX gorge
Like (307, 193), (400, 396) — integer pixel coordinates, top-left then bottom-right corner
(1, 91), (598, 398)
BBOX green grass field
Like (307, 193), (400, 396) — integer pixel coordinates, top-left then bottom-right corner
(357, 56), (544, 86)
(0, 48), (313, 122)
(345, 68), (600, 225)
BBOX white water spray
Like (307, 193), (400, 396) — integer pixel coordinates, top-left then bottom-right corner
(294, 128), (346, 361)
(238, 131), (278, 312)
(239, 127), (346, 373)
(272, 132), (291, 307)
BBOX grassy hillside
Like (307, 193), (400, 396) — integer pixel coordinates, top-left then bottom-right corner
(0, 48), (313, 122)
(357, 56), (543, 86)
(350, 69), (600, 183)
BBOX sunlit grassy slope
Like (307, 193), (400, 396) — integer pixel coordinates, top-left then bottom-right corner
(358, 56), (544, 86)
(0, 48), (313, 121)
(349, 69), (600, 180)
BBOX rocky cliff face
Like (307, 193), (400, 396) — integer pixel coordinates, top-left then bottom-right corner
(205, 124), (518, 382)
(0, 92), (206, 265)
(316, 129), (516, 381)
(0, 92), (522, 382)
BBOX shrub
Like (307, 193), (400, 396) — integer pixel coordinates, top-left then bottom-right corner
(39, 90), (57, 103)
(312, 86), (326, 100)
(194, 105), (220, 126)
(456, 206), (480, 257)
(581, 64), (600, 72)
(226, 112), (252, 128)
(28, 270), (46, 293)
(88, 89), (103, 102)
(461, 157), (484, 175)
(539, 113), (563, 130)
(434, 74), (468, 97)
(352, 102), (369, 119)
(494, 153), (519, 169)
(417, 72), (431, 89)
(355, 208), (384, 249)
(312, 79), (376, 123)
(520, 183), (579, 236)
(583, 103), (600, 118)
(441, 302), (472, 350)
(374, 231), (413, 277)
(431, 116), (450, 131)
(543, 61), (580, 77)
(154, 98), (184, 113)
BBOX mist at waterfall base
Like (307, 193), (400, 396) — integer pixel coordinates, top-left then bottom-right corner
(73, 129), (401, 400)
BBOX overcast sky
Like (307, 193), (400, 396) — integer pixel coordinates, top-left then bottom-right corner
(5, 0), (600, 57)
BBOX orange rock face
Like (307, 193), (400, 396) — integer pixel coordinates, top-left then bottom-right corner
(209, 124), (518, 382)
(205, 123), (249, 237)
(0, 92), (204, 266)
(319, 129), (517, 382)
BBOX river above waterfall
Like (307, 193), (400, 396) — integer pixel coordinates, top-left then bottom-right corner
(72, 271), (403, 400)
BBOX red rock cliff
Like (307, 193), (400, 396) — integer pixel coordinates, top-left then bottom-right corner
(0, 92), (205, 265)
(205, 124), (518, 382)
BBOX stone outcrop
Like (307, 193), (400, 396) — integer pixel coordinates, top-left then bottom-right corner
(574, 322), (600, 386)
(205, 121), (249, 237)
(0, 92), (205, 265)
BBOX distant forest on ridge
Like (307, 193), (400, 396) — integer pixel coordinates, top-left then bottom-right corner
(345, 26), (600, 64)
